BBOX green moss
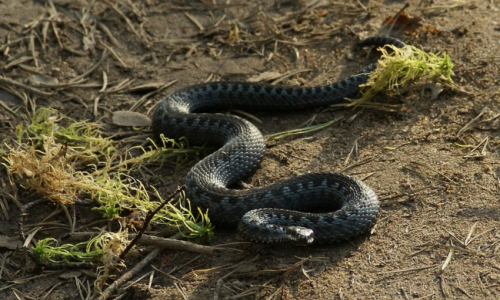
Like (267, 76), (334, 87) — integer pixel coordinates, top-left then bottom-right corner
(351, 44), (455, 106)
(4, 108), (214, 246)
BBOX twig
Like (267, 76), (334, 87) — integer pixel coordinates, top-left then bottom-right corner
(340, 157), (374, 173)
(97, 22), (124, 49)
(100, 42), (128, 68)
(380, 186), (441, 206)
(457, 107), (488, 136)
(69, 51), (109, 83)
(119, 185), (186, 259)
(129, 80), (177, 111)
(18, 199), (49, 243)
(0, 37), (30, 52)
(95, 246), (165, 300)
(438, 247), (454, 274)
(410, 161), (459, 185)
(229, 109), (263, 124)
(129, 234), (213, 255)
(377, 265), (435, 275)
(379, 3), (410, 36)
(0, 98), (18, 117)
(464, 222), (478, 246)
(29, 29), (39, 69)
(100, 71), (108, 92)
(47, 0), (63, 48)
(102, 0), (145, 44)
(66, 231), (215, 255)
(93, 96), (100, 119)
(102, 78), (134, 94)
(439, 276), (450, 300)
(213, 257), (260, 299)
(51, 21), (63, 49)
(463, 137), (488, 158)
(465, 227), (495, 246)
(4, 56), (33, 70)
(344, 139), (358, 165)
(266, 117), (343, 140)
(354, 0), (367, 11)
(184, 12), (205, 31)
(0, 76), (53, 96)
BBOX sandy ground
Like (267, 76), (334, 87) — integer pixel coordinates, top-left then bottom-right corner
(1, 0), (500, 299)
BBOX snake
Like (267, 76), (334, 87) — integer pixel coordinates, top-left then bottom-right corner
(152, 36), (405, 245)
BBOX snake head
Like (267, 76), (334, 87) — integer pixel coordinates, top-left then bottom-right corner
(286, 226), (314, 245)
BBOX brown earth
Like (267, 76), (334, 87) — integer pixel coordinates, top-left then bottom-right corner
(1, 0), (500, 299)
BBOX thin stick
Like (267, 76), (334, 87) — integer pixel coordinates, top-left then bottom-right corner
(465, 227), (495, 246)
(95, 246), (165, 300)
(377, 265), (435, 275)
(66, 232), (215, 255)
(340, 157), (374, 173)
(0, 98), (17, 117)
(29, 29), (39, 69)
(129, 80), (177, 111)
(69, 51), (109, 83)
(184, 12), (205, 31)
(0, 77), (52, 96)
(18, 199), (49, 243)
(388, 3), (410, 35)
(119, 185), (186, 259)
(103, 0), (144, 43)
(410, 161), (459, 185)
(464, 222), (478, 246)
(438, 248), (454, 274)
(97, 22), (124, 49)
(100, 42), (127, 68)
(457, 107), (487, 136)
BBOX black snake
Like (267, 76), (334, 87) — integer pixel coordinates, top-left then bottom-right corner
(152, 37), (405, 244)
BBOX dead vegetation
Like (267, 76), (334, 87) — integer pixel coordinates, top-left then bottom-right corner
(0, 0), (499, 299)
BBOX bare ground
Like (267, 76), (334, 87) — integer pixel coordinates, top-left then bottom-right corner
(1, 0), (500, 299)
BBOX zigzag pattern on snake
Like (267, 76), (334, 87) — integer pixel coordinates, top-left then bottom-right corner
(152, 37), (405, 244)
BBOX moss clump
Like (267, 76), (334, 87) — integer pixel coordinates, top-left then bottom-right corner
(352, 44), (455, 106)
(3, 108), (214, 243)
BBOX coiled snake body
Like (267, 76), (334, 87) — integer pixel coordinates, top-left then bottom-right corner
(152, 37), (405, 244)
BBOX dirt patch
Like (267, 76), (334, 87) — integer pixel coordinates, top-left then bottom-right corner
(1, 0), (500, 299)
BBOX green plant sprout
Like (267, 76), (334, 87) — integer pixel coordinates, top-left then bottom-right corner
(157, 191), (214, 243)
(33, 229), (130, 292)
(351, 44), (455, 106)
(33, 237), (103, 263)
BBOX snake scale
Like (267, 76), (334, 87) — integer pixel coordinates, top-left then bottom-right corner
(152, 37), (405, 244)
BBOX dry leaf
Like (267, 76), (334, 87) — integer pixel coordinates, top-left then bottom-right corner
(112, 111), (151, 127)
